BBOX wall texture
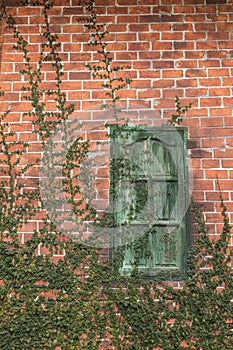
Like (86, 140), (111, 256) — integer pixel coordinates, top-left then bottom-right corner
(1, 0), (233, 252)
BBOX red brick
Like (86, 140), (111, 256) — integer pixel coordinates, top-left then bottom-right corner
(195, 23), (216, 31)
(196, 42), (217, 50)
(162, 51), (183, 59)
(139, 52), (161, 60)
(116, 33), (137, 41)
(185, 14), (206, 22)
(209, 88), (230, 96)
(115, 52), (137, 60)
(174, 42), (194, 50)
(176, 60), (198, 68)
(173, 23), (193, 31)
(201, 117), (223, 127)
(174, 5), (194, 13)
(223, 97), (233, 106)
(200, 78), (221, 86)
(209, 68), (229, 77)
(153, 80), (174, 88)
(139, 15), (160, 23)
(117, 15), (138, 23)
(185, 32), (206, 40)
(128, 24), (149, 32)
(138, 90), (160, 99)
(206, 192), (229, 201)
(186, 69), (206, 77)
(162, 70), (183, 78)
(177, 79), (197, 87)
(202, 138), (225, 148)
(151, 23), (171, 31)
(193, 180), (214, 190)
(128, 42), (150, 51)
(139, 70), (160, 79)
(200, 97), (222, 107)
(153, 61), (174, 69)
(219, 41), (233, 49)
(130, 80), (151, 88)
(109, 7), (128, 14)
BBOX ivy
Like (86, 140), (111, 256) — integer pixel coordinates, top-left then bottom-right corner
(0, 0), (232, 349)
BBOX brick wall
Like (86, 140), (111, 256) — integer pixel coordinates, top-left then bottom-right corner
(1, 0), (233, 250)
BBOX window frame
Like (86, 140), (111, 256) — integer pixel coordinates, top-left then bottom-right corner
(109, 124), (190, 280)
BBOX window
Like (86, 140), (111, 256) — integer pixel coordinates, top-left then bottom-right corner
(110, 125), (189, 278)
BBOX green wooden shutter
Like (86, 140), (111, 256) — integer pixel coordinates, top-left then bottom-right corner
(110, 126), (189, 278)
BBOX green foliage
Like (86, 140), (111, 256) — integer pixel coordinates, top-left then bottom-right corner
(0, 0), (232, 349)
(167, 95), (193, 126)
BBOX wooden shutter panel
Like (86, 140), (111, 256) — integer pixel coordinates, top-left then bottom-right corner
(110, 126), (189, 278)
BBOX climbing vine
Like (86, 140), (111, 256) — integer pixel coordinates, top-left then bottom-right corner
(0, 0), (232, 349)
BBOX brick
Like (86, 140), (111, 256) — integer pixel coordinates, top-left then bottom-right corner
(209, 88), (230, 96)
(208, 32), (229, 40)
(185, 51), (205, 59)
(174, 5), (194, 13)
(199, 60), (220, 68)
(152, 42), (173, 50)
(219, 41), (233, 49)
(195, 23), (216, 31)
(130, 80), (151, 88)
(185, 14), (206, 22)
(162, 33), (183, 41)
(186, 69), (206, 77)
(138, 90), (160, 99)
(63, 7), (84, 15)
(153, 5), (173, 14)
(139, 71), (160, 78)
(200, 97), (222, 107)
(128, 42), (150, 51)
(193, 180), (214, 190)
(162, 89), (184, 99)
(153, 80), (174, 88)
(140, 0), (159, 4)
(206, 0), (227, 3)
(176, 60), (198, 68)
(212, 128), (233, 137)
(199, 78), (221, 86)
(107, 24), (127, 32)
(206, 192), (229, 201)
(214, 148), (233, 158)
(174, 41), (194, 50)
(151, 23), (171, 31)
(115, 52), (137, 60)
(162, 70), (183, 78)
(177, 79), (197, 87)
(68, 91), (91, 100)
(109, 7), (128, 14)
(196, 42), (218, 51)
(222, 77), (233, 86)
(133, 62), (151, 69)
(173, 23), (193, 31)
(117, 15), (138, 23)
(201, 117), (223, 127)
(209, 68), (229, 77)
(202, 138), (225, 148)
(139, 15), (160, 23)
(222, 160), (233, 168)
(153, 61), (174, 69)
(116, 33), (137, 41)
(185, 32), (206, 41)
(223, 97), (233, 106)
(70, 53), (91, 61)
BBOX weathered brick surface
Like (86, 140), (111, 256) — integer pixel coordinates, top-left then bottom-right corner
(0, 0), (233, 250)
